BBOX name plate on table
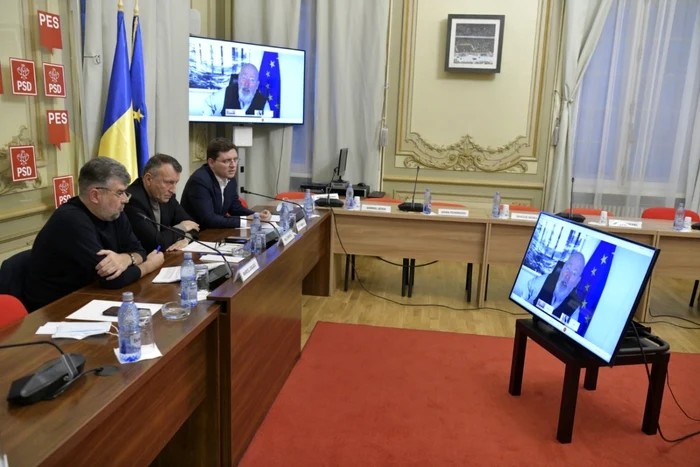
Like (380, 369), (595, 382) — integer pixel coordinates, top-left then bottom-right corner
(361, 204), (392, 213)
(280, 229), (296, 247)
(236, 258), (260, 282)
(510, 212), (539, 221)
(438, 209), (469, 217)
(296, 218), (307, 232)
(608, 219), (643, 229)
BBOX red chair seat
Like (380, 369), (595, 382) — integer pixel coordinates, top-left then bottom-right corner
(0, 294), (28, 327)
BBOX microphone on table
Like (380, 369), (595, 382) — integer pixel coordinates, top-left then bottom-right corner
(137, 214), (233, 279)
(314, 169), (344, 208)
(398, 166), (424, 212)
(1, 340), (118, 405)
(240, 188), (307, 222)
(556, 177), (585, 223)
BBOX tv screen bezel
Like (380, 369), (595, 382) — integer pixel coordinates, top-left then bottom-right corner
(188, 35), (306, 126)
(508, 212), (660, 365)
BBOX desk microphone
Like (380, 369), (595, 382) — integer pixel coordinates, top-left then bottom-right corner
(556, 177), (585, 223)
(314, 169), (344, 208)
(398, 166), (424, 212)
(137, 214), (233, 279)
(240, 188), (307, 222)
(1, 340), (117, 405)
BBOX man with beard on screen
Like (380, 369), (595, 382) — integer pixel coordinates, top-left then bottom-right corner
(521, 251), (586, 322)
(204, 63), (271, 117)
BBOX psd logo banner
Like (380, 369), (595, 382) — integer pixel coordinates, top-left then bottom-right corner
(53, 175), (74, 208)
(46, 110), (70, 148)
(9, 146), (38, 182)
(38, 10), (62, 52)
(43, 63), (66, 98)
(9, 58), (37, 96)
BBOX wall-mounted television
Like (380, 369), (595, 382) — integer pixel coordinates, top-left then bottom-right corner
(188, 36), (305, 125)
(509, 212), (659, 364)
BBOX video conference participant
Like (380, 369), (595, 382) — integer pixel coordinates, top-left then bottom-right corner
(124, 154), (199, 252)
(25, 157), (164, 311)
(181, 137), (271, 229)
(521, 251), (586, 321)
(203, 63), (271, 117)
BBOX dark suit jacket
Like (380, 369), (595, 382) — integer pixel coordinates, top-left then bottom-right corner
(124, 178), (197, 252)
(180, 164), (254, 229)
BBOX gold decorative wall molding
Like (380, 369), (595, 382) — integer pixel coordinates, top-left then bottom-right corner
(395, 0), (551, 175)
(402, 133), (530, 172)
(384, 174), (544, 190)
(190, 123), (210, 163)
(0, 126), (42, 196)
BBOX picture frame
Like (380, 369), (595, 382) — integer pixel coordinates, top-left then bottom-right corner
(444, 14), (505, 73)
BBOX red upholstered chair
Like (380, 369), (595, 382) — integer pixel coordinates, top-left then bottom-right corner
(508, 204), (541, 212)
(642, 207), (700, 306)
(274, 191), (306, 200)
(562, 207), (614, 217)
(240, 197), (249, 209)
(0, 295), (28, 327)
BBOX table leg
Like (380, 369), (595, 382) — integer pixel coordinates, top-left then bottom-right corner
(583, 367), (599, 391)
(642, 357), (669, 435)
(557, 364), (581, 443)
(509, 323), (528, 396)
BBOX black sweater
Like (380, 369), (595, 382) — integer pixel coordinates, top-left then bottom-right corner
(25, 197), (147, 311)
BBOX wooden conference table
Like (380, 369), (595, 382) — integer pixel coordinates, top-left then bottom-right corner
(328, 205), (700, 321)
(0, 211), (331, 466)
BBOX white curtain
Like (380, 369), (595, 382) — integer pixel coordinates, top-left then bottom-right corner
(307, 0), (390, 188)
(81, 0), (190, 188)
(546, 0), (613, 213)
(231, 0), (301, 204)
(572, 0), (700, 216)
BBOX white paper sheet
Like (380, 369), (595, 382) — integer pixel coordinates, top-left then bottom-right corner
(152, 264), (220, 283)
(36, 321), (112, 339)
(114, 344), (163, 364)
(199, 254), (246, 264)
(65, 300), (163, 323)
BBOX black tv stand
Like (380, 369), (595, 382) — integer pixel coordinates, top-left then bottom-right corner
(509, 318), (670, 443)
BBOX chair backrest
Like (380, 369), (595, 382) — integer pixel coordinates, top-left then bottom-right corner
(366, 198), (403, 204)
(0, 250), (32, 303)
(274, 191), (306, 200)
(641, 207), (700, 222)
(240, 197), (249, 209)
(504, 204), (540, 213)
(431, 201), (465, 208)
(0, 294), (28, 327)
(563, 208), (614, 217)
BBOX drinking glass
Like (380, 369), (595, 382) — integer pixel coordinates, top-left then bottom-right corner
(138, 308), (155, 351)
(195, 264), (210, 301)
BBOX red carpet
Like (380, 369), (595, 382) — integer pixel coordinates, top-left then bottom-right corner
(241, 322), (700, 466)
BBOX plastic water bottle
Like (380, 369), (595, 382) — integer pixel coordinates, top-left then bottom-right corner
(180, 252), (197, 308)
(304, 188), (314, 216)
(345, 183), (354, 210)
(673, 202), (685, 231)
(118, 291), (141, 362)
(279, 202), (290, 233)
(251, 212), (261, 237)
(423, 188), (432, 215)
(492, 192), (501, 218)
(253, 232), (264, 254)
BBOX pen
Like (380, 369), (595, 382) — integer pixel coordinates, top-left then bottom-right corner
(156, 245), (162, 253)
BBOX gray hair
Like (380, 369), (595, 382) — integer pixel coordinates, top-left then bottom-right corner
(143, 153), (182, 176)
(78, 157), (131, 195)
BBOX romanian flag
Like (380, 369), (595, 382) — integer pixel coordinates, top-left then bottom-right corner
(131, 8), (148, 176)
(99, 5), (137, 181)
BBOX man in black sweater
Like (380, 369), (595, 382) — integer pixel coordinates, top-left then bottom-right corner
(125, 153), (199, 252)
(181, 137), (270, 229)
(25, 157), (164, 311)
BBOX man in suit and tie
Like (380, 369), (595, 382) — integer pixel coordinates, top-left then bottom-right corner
(124, 153), (199, 252)
(181, 137), (271, 229)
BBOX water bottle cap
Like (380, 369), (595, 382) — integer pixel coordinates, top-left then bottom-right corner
(306, 188), (311, 193)
(254, 212), (260, 219)
(184, 252), (192, 260)
(122, 291), (134, 301)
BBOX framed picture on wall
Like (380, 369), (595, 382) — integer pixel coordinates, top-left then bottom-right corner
(444, 14), (505, 73)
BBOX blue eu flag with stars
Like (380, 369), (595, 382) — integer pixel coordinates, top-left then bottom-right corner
(131, 12), (148, 175)
(258, 52), (281, 118)
(576, 241), (616, 336)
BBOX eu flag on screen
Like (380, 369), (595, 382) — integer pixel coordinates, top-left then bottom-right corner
(576, 241), (617, 336)
(258, 52), (281, 118)
(99, 8), (137, 181)
(131, 12), (149, 176)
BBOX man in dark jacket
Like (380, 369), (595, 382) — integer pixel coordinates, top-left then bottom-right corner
(181, 137), (271, 229)
(125, 154), (199, 252)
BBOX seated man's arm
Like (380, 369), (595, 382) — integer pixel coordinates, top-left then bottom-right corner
(124, 202), (180, 252)
(186, 178), (242, 229)
(525, 275), (547, 305)
(227, 193), (255, 217)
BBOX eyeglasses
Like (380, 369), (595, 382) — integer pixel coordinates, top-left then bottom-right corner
(95, 186), (132, 201)
(238, 75), (257, 84)
(216, 158), (239, 166)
